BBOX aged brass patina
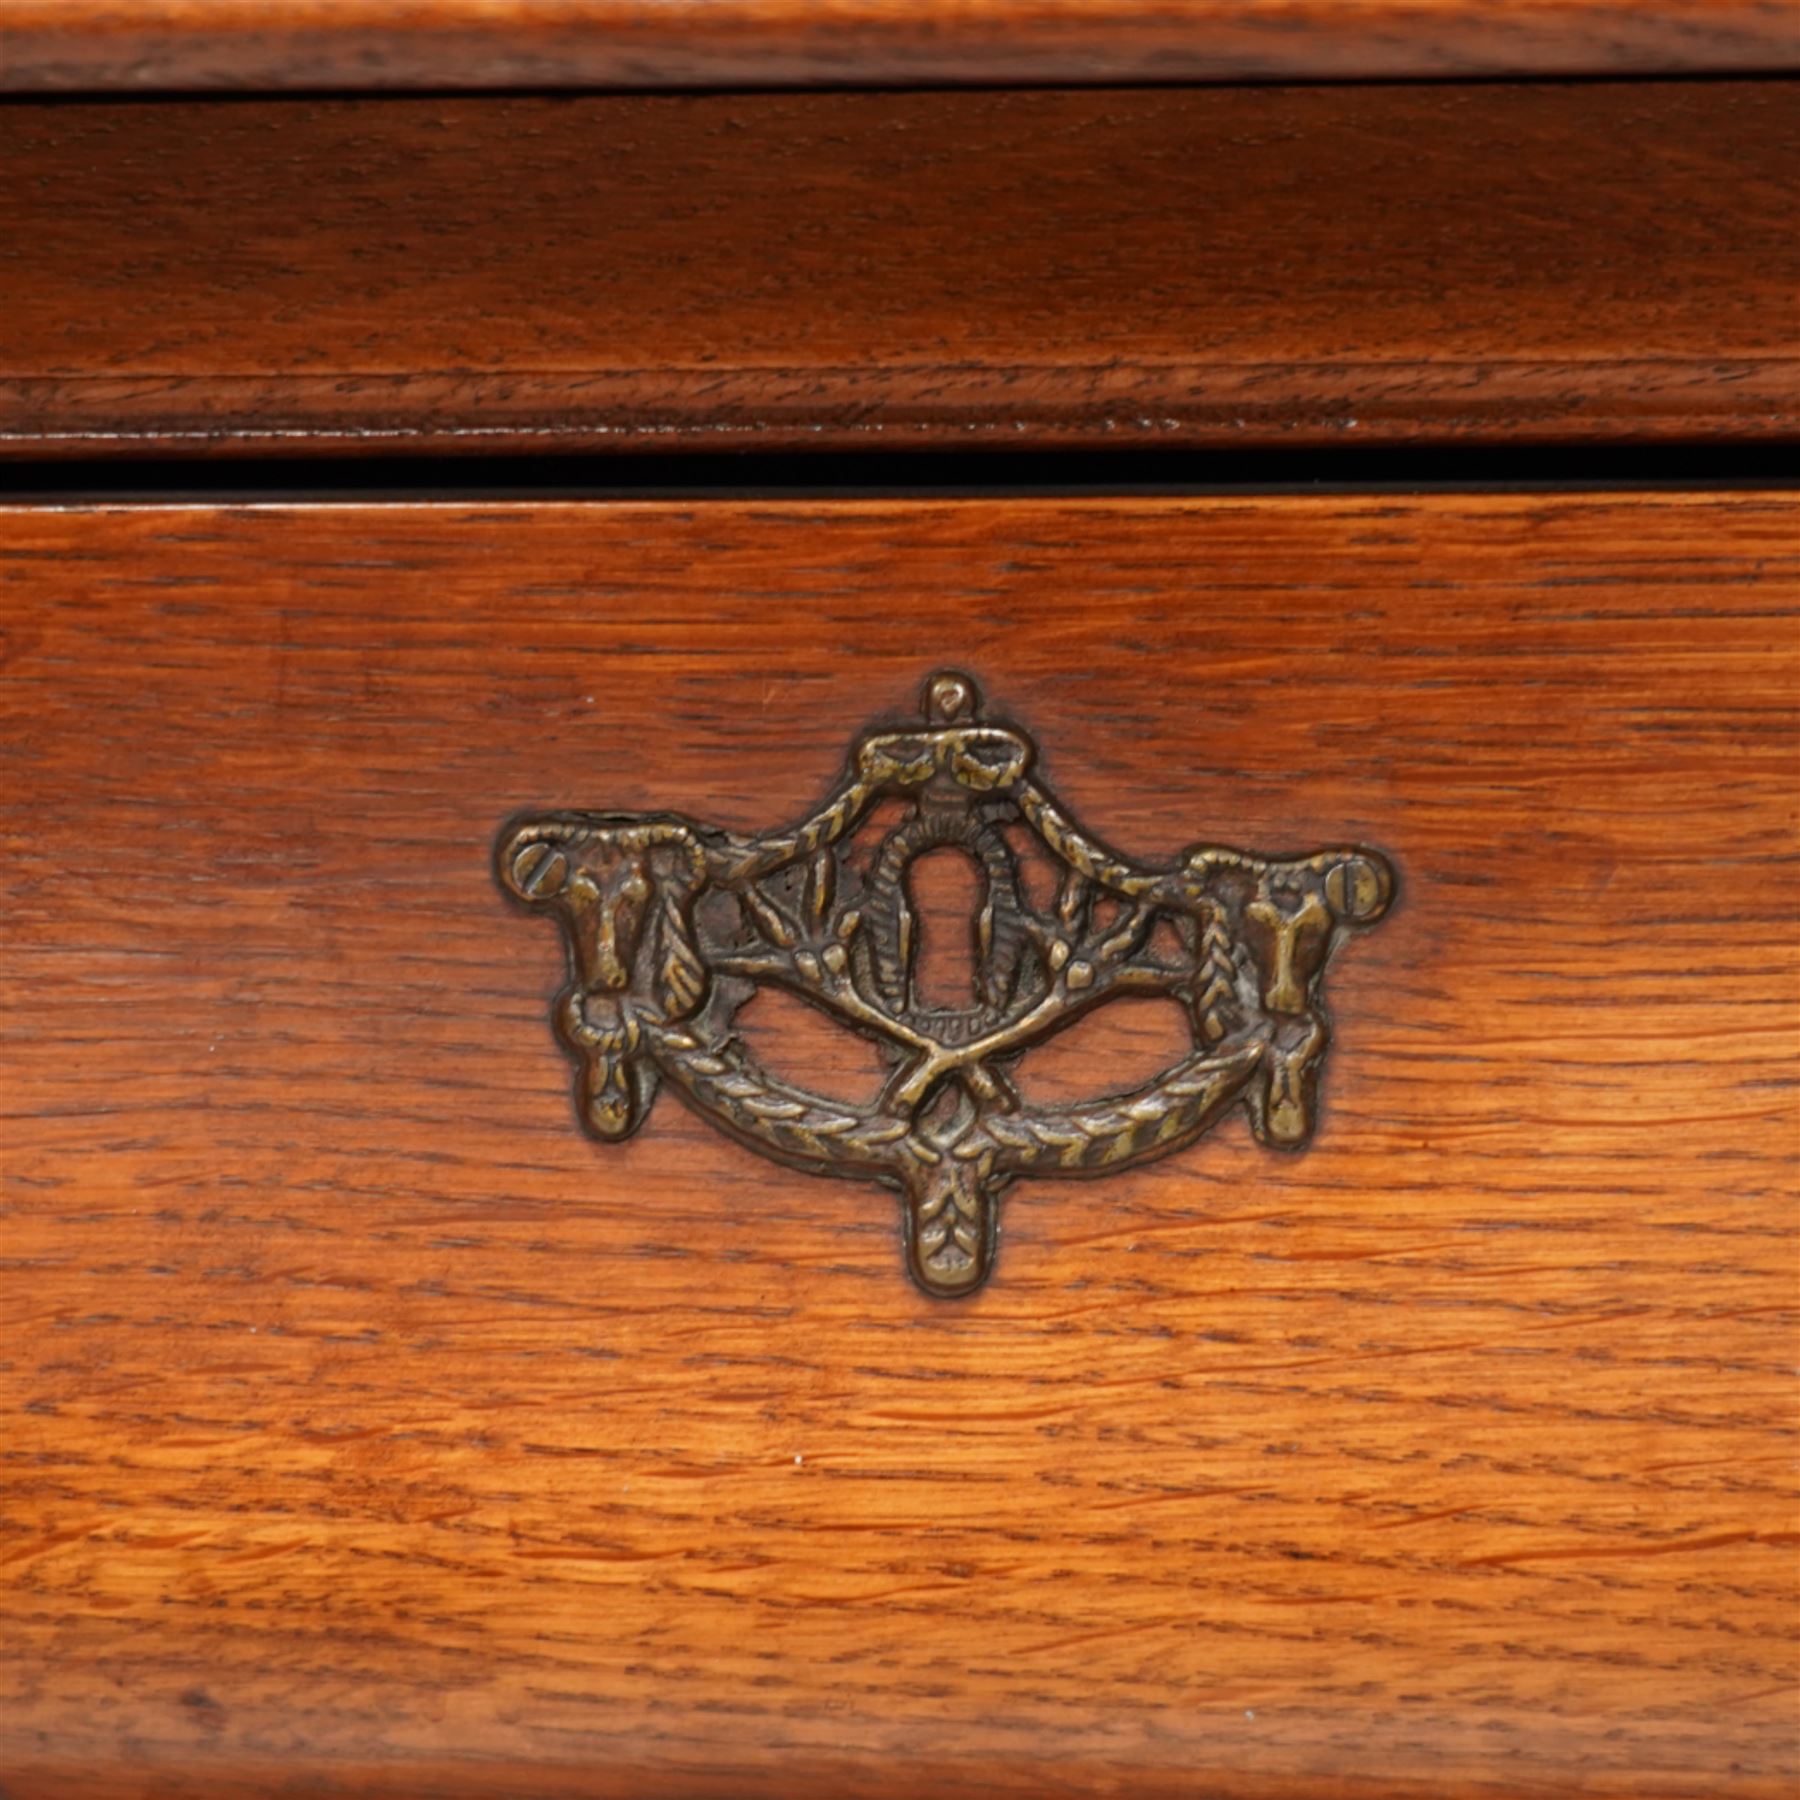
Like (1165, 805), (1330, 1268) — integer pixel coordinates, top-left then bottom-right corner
(497, 673), (1393, 1297)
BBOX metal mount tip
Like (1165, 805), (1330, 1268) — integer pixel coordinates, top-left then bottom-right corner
(923, 670), (980, 725)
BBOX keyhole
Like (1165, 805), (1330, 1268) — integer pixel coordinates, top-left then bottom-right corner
(907, 850), (983, 1010)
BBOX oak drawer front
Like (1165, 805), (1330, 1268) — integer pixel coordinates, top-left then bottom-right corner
(1, 494), (1794, 1799)
(4, 84), (1798, 461)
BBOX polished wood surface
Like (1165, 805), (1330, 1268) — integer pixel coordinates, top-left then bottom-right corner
(1, 0), (1795, 92)
(3, 83), (1798, 460)
(1, 494), (1795, 1798)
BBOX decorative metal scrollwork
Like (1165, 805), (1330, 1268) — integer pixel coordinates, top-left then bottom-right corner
(497, 673), (1393, 1297)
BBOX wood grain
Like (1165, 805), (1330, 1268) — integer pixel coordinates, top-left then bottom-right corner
(3, 83), (1799, 460)
(1, 0), (1797, 91)
(1, 494), (1795, 1797)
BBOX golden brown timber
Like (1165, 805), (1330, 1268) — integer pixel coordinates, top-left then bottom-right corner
(0, 494), (1795, 1798)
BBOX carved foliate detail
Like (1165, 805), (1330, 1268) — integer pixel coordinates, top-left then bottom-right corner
(498, 673), (1393, 1297)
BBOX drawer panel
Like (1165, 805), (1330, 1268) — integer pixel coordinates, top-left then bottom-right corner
(1, 495), (1795, 1797)
(3, 85), (1797, 460)
(1, 0), (1792, 91)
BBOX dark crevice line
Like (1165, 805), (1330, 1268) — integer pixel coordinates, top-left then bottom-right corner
(4, 71), (1800, 109)
(2, 443), (1799, 503)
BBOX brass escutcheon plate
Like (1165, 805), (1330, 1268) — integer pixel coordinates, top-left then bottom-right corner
(498, 673), (1394, 1297)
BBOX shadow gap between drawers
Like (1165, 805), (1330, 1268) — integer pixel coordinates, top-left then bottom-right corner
(1, 444), (1798, 505)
